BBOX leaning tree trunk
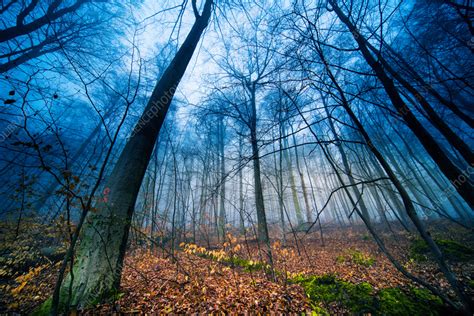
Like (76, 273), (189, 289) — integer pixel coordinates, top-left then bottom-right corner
(379, 37), (474, 128)
(322, 96), (372, 225)
(342, 94), (472, 314)
(53, 1), (213, 310)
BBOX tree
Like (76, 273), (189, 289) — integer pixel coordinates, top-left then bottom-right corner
(49, 0), (214, 311)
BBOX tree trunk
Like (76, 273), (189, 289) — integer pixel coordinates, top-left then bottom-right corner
(291, 130), (312, 222)
(283, 132), (304, 225)
(275, 121), (286, 243)
(248, 84), (270, 244)
(54, 1), (213, 310)
(378, 39), (474, 128)
(238, 134), (245, 234)
(218, 116), (226, 241)
(365, 40), (473, 165)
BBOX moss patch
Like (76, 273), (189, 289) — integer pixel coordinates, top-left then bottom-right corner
(291, 274), (376, 314)
(292, 274), (443, 315)
(32, 298), (53, 316)
(410, 238), (474, 262)
(378, 287), (442, 316)
(336, 249), (375, 267)
(349, 249), (375, 266)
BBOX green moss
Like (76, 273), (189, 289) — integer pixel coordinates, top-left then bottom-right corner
(348, 249), (375, 267)
(436, 239), (474, 261)
(468, 280), (474, 288)
(32, 297), (71, 315)
(335, 255), (345, 264)
(337, 249), (375, 266)
(292, 274), (376, 314)
(410, 238), (474, 262)
(292, 274), (443, 315)
(227, 256), (267, 272)
(32, 298), (53, 316)
(378, 287), (442, 316)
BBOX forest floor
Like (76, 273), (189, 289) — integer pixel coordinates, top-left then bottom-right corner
(1, 220), (473, 314)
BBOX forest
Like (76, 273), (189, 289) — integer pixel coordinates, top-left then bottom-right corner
(0, 0), (473, 314)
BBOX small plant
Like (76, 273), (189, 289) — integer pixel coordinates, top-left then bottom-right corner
(180, 242), (270, 273)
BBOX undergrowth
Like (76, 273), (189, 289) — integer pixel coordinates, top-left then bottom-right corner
(336, 249), (375, 267)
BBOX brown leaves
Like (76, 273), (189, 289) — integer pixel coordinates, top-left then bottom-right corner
(95, 251), (310, 314)
(2, 222), (473, 314)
